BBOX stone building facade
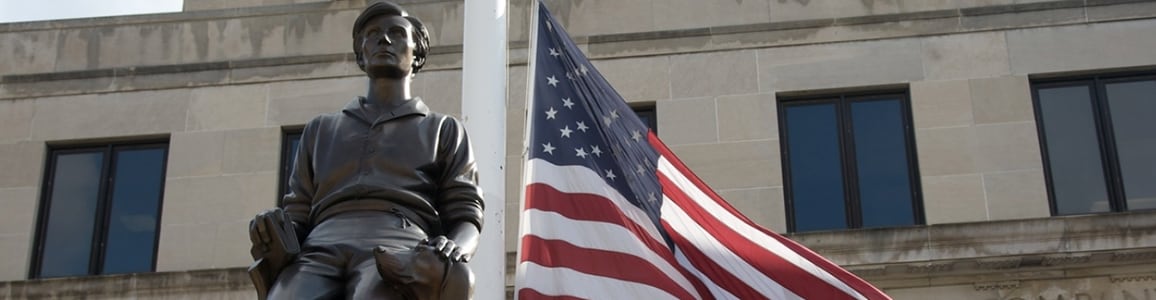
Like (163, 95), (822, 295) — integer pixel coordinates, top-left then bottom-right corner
(2, 0), (1155, 298)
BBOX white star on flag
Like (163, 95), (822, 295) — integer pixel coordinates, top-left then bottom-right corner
(546, 75), (559, 87)
(576, 121), (589, 132)
(542, 143), (555, 155)
(604, 169), (616, 181)
(562, 98), (575, 109)
(549, 48), (559, 57)
(545, 107), (558, 119)
(590, 145), (603, 157)
(575, 147), (588, 158)
(560, 126), (573, 138)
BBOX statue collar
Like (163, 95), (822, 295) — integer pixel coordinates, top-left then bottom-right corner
(343, 96), (431, 126)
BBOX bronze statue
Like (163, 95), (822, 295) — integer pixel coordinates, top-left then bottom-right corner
(248, 1), (483, 299)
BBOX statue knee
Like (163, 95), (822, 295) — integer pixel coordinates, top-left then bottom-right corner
(441, 262), (474, 300)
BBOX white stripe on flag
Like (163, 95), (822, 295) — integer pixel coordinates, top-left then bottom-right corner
(518, 261), (684, 299)
(674, 247), (739, 299)
(525, 158), (665, 243)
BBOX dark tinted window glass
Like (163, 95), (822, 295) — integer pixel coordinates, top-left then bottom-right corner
(101, 148), (166, 274)
(784, 103), (848, 232)
(634, 107), (657, 132)
(850, 99), (916, 228)
(1037, 85), (1111, 214)
(280, 132), (303, 202)
(39, 152), (104, 278)
(1104, 80), (1156, 210)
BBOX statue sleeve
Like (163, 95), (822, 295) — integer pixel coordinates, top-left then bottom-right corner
(281, 118), (319, 228)
(435, 116), (485, 232)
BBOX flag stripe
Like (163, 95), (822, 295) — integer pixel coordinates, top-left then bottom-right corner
(673, 247), (739, 300)
(660, 175), (857, 300)
(517, 288), (586, 300)
(521, 235), (699, 300)
(524, 158), (663, 243)
(518, 261), (682, 299)
(661, 219), (785, 300)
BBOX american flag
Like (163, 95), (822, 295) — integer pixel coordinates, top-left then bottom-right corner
(515, 2), (892, 299)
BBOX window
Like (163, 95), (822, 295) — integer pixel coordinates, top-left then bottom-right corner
(633, 106), (657, 133)
(32, 142), (168, 278)
(278, 131), (304, 205)
(778, 92), (923, 232)
(1033, 74), (1156, 215)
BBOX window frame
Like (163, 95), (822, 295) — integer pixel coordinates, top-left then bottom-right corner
(30, 141), (169, 278)
(1031, 72), (1156, 215)
(777, 90), (924, 233)
(278, 129), (304, 206)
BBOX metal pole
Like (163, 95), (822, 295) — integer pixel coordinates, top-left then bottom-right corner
(461, 0), (508, 299)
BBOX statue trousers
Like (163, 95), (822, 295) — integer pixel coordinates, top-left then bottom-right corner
(267, 210), (427, 300)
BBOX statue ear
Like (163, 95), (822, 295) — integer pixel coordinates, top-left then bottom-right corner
(412, 56), (426, 72)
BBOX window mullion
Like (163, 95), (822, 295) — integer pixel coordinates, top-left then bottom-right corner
(838, 97), (863, 229)
(91, 146), (115, 275)
(1092, 77), (1127, 211)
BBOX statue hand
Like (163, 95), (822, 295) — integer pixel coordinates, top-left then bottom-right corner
(423, 235), (469, 262)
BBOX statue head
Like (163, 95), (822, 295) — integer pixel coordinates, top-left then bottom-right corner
(352, 1), (431, 78)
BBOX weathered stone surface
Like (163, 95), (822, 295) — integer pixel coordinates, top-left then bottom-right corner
(718, 187), (787, 233)
(669, 139), (781, 190)
(160, 172), (278, 226)
(222, 127), (281, 174)
(283, 10), (359, 57)
(915, 126), (978, 176)
(591, 56), (671, 102)
(166, 131), (226, 178)
(984, 169), (1050, 221)
(504, 155), (522, 251)
(0, 141), (45, 188)
(544, 0), (656, 36)
(669, 50), (758, 99)
(757, 38), (924, 92)
(653, 0), (772, 31)
(911, 79), (974, 129)
(961, 6), (1085, 31)
(921, 174), (988, 225)
(0, 99), (35, 142)
(31, 89), (191, 141)
(155, 223), (217, 272)
(266, 77), (363, 126)
(1008, 19), (1156, 75)
(212, 220), (253, 268)
(921, 32), (1011, 81)
(716, 93), (778, 142)
(0, 187), (37, 236)
(969, 75), (1034, 124)
(657, 97), (718, 145)
(412, 69), (463, 117)
(974, 121), (1043, 172)
(0, 234), (32, 281)
(187, 84), (269, 131)
(0, 30), (59, 75)
(1087, 0), (1156, 21)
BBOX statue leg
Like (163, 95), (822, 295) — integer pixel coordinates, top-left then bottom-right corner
(266, 262), (343, 300)
(440, 262), (475, 300)
(347, 259), (407, 300)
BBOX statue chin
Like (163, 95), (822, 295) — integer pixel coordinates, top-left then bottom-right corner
(365, 64), (410, 80)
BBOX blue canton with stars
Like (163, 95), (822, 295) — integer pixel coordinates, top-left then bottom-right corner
(528, 3), (665, 237)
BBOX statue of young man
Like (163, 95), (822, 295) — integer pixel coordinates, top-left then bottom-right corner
(248, 2), (483, 299)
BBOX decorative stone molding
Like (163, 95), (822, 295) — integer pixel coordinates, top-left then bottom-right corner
(905, 262), (954, 274)
(1111, 251), (1156, 262)
(1043, 254), (1092, 266)
(973, 281), (1021, 291)
(976, 257), (1023, 270)
(1109, 273), (1156, 283)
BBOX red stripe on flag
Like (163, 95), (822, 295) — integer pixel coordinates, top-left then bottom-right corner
(649, 132), (892, 300)
(517, 287), (587, 300)
(524, 183), (716, 299)
(521, 235), (698, 300)
(660, 173), (857, 300)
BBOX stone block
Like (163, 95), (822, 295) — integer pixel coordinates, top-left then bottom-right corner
(653, 0), (771, 31)
(829, 16), (961, 44)
(657, 97), (718, 145)
(769, 0), (962, 23)
(52, 27), (103, 71)
(118, 69), (231, 91)
(0, 76), (118, 100)
(974, 121), (1042, 172)
(506, 106), (527, 158)
(1087, 0), (1156, 22)
(591, 56), (671, 102)
(96, 24), (185, 70)
(710, 24), (839, 50)
(167, 131), (225, 178)
(915, 126), (977, 176)
(757, 38), (924, 92)
(920, 174), (988, 225)
(546, 0), (655, 36)
(0, 99), (35, 142)
(403, 1), (465, 47)
(284, 10), (359, 57)
(970, 75), (1034, 124)
(223, 128), (281, 174)
(0, 30), (59, 75)
(921, 32), (1011, 81)
(718, 187), (786, 233)
(910, 79), (974, 129)
(161, 173), (278, 226)
(1008, 19), (1156, 75)
(231, 60), (360, 84)
(668, 140), (781, 190)
(0, 187), (38, 236)
(961, 7), (1085, 31)
(154, 224), (216, 272)
(0, 234), (32, 281)
(504, 155), (523, 251)
(267, 77), (364, 126)
(669, 50), (758, 99)
(412, 70), (463, 117)
(716, 93), (778, 142)
(587, 34), (712, 59)
(31, 89), (191, 141)
(212, 220), (252, 268)
(0, 141), (45, 188)
(506, 66), (528, 157)
(187, 84), (269, 131)
(887, 284), (999, 300)
(984, 169), (1049, 221)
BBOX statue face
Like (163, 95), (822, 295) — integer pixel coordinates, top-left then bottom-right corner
(358, 14), (417, 79)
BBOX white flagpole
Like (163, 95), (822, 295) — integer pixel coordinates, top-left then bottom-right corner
(461, 0), (508, 299)
(513, 1), (541, 299)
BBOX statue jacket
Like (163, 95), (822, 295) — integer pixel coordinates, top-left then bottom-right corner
(281, 96), (485, 237)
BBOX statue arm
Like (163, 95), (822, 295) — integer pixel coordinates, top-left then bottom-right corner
(431, 117), (485, 261)
(281, 119), (320, 237)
